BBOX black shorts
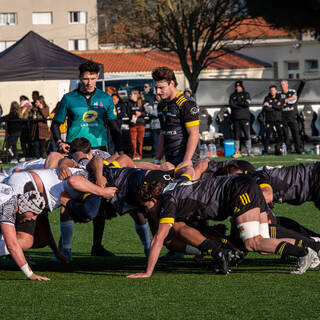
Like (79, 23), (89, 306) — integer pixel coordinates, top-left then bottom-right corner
(227, 176), (267, 218)
(15, 220), (36, 236)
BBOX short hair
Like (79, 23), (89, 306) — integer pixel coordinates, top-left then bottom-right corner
(152, 66), (178, 87)
(20, 95), (29, 101)
(138, 181), (167, 204)
(280, 80), (288, 85)
(269, 85), (277, 90)
(69, 137), (91, 154)
(79, 60), (100, 76)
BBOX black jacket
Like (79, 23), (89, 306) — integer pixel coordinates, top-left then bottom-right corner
(262, 93), (282, 122)
(229, 91), (251, 120)
(126, 100), (146, 127)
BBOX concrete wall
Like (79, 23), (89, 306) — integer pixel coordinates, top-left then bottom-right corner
(0, 0), (98, 50)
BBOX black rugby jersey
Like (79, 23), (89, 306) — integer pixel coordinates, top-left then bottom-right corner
(250, 163), (318, 205)
(279, 89), (298, 120)
(262, 93), (282, 122)
(157, 91), (199, 159)
(158, 175), (265, 224)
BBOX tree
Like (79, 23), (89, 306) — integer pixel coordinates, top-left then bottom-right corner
(246, 0), (320, 39)
(99, 0), (264, 93)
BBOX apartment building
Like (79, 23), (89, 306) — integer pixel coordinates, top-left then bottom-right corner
(0, 0), (98, 51)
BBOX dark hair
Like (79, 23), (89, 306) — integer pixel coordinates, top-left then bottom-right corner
(269, 85), (277, 90)
(79, 60), (100, 76)
(152, 66), (178, 87)
(36, 96), (49, 109)
(32, 91), (40, 101)
(20, 95), (29, 101)
(69, 137), (91, 154)
(138, 181), (167, 204)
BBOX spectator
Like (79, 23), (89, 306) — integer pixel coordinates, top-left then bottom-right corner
(229, 80), (252, 157)
(0, 101), (22, 163)
(127, 90), (146, 160)
(184, 88), (196, 102)
(105, 86), (117, 96)
(144, 94), (161, 158)
(19, 95), (33, 161)
(112, 93), (127, 129)
(262, 85), (284, 155)
(31, 96), (50, 159)
(279, 80), (303, 154)
(143, 83), (154, 104)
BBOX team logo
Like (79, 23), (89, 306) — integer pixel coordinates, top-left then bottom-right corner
(113, 107), (117, 116)
(100, 102), (104, 107)
(83, 110), (98, 123)
(163, 106), (168, 112)
(190, 106), (199, 115)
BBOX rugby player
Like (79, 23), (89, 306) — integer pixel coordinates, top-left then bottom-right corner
(127, 175), (316, 278)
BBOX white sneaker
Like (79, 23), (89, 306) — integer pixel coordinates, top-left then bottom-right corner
(291, 248), (316, 274)
(10, 159), (18, 164)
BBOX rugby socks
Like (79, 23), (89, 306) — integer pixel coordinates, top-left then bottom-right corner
(185, 245), (201, 255)
(135, 223), (151, 254)
(275, 241), (308, 258)
(198, 239), (221, 255)
(270, 224), (320, 252)
(92, 215), (106, 248)
(60, 220), (74, 250)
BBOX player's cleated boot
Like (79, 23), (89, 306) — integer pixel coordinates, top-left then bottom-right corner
(291, 248), (316, 274)
(91, 245), (115, 257)
(211, 248), (232, 275)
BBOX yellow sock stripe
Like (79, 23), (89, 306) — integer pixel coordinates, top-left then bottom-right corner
(297, 240), (303, 247)
(111, 161), (120, 168)
(83, 193), (92, 200)
(159, 217), (175, 225)
(181, 173), (192, 181)
(277, 243), (287, 255)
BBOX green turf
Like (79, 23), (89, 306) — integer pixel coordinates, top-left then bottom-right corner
(1, 154), (320, 320)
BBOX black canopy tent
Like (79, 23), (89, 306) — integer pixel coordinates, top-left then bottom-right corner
(0, 31), (103, 81)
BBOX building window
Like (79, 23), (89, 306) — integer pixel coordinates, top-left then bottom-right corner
(69, 11), (86, 24)
(0, 13), (16, 25)
(68, 39), (87, 50)
(32, 12), (52, 25)
(287, 61), (300, 79)
(305, 60), (318, 72)
(0, 41), (15, 52)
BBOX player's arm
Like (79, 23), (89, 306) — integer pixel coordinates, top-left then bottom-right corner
(154, 132), (164, 163)
(127, 222), (171, 278)
(57, 157), (78, 180)
(183, 124), (199, 162)
(1, 223), (50, 280)
(285, 90), (297, 104)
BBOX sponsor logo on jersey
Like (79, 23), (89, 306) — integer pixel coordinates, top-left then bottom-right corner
(100, 102), (104, 107)
(83, 110), (98, 123)
(190, 106), (199, 115)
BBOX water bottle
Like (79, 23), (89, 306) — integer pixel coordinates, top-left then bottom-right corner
(208, 143), (217, 158)
(281, 143), (287, 156)
(200, 144), (208, 159)
(316, 145), (320, 155)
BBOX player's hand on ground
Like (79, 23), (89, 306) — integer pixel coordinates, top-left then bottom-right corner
(102, 187), (117, 199)
(96, 175), (107, 188)
(58, 165), (71, 180)
(29, 273), (50, 281)
(160, 162), (175, 171)
(126, 273), (151, 279)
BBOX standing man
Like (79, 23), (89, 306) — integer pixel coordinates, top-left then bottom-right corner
(229, 80), (252, 157)
(50, 60), (124, 258)
(279, 80), (303, 154)
(153, 66), (200, 166)
(262, 85), (283, 155)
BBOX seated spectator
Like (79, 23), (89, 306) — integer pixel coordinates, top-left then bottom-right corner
(144, 93), (161, 158)
(126, 90), (146, 160)
(0, 101), (22, 163)
(19, 95), (33, 162)
(31, 96), (50, 159)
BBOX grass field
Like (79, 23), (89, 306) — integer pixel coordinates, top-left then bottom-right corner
(1, 155), (320, 320)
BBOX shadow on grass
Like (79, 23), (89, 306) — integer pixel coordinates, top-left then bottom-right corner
(0, 251), (302, 277)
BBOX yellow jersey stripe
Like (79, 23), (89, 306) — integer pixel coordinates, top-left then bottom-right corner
(159, 217), (175, 225)
(111, 161), (120, 168)
(185, 120), (200, 128)
(83, 193), (92, 200)
(103, 160), (109, 166)
(240, 195), (246, 205)
(176, 91), (183, 98)
(259, 183), (273, 191)
(181, 173), (192, 181)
